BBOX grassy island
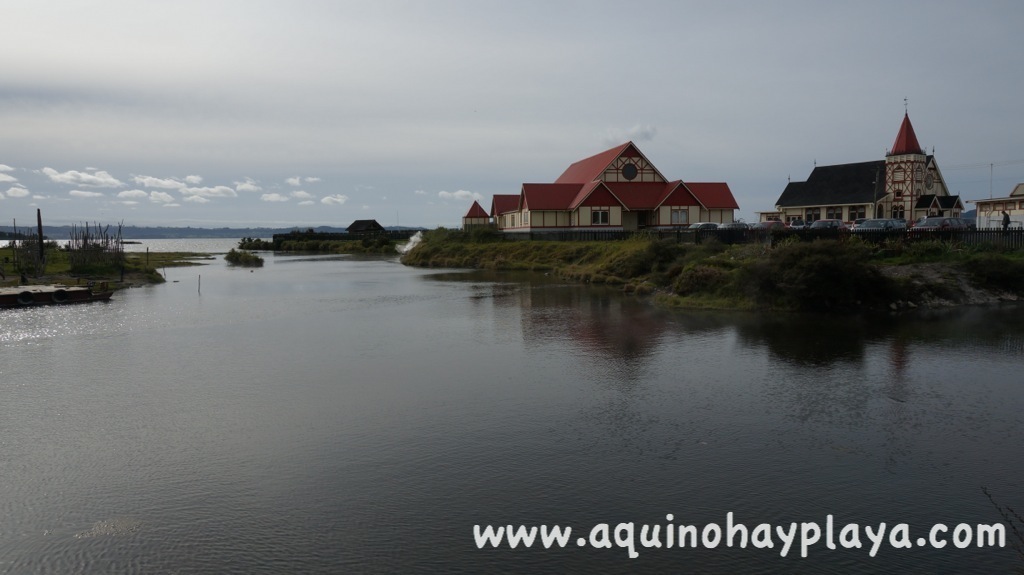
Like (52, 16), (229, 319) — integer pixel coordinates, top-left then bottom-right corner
(401, 228), (1024, 313)
(238, 235), (397, 254)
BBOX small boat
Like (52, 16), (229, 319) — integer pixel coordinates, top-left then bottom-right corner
(0, 284), (114, 308)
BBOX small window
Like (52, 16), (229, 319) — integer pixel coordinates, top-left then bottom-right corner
(670, 209), (688, 225)
(591, 209), (609, 225)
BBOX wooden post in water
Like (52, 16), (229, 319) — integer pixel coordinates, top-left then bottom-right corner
(198, 274), (201, 294)
(36, 209), (44, 277)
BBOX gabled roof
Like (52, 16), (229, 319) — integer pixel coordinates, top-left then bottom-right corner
(603, 182), (678, 210)
(685, 182), (740, 209)
(521, 183), (584, 211)
(347, 219), (385, 233)
(568, 181), (626, 210)
(889, 113), (924, 156)
(915, 194), (964, 211)
(554, 142), (633, 183)
(775, 161), (885, 207)
(553, 141), (666, 184)
(1012, 183), (1024, 197)
(491, 194), (520, 216)
(463, 201), (488, 218)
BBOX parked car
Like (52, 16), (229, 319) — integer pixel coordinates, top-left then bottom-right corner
(909, 216), (969, 233)
(689, 222), (720, 230)
(851, 218), (868, 230)
(808, 219), (849, 230)
(717, 222), (751, 230)
(752, 220), (787, 231)
(851, 218), (906, 233)
(788, 219), (807, 230)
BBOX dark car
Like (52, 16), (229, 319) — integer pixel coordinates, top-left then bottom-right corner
(808, 219), (849, 230)
(752, 220), (787, 231)
(717, 222), (750, 230)
(851, 218), (906, 233)
(689, 222), (720, 230)
(909, 216), (968, 232)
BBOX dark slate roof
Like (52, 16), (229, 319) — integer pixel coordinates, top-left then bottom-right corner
(775, 160), (885, 207)
(915, 194), (963, 210)
(346, 219), (385, 233)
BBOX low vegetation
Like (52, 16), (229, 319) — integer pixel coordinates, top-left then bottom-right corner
(224, 248), (264, 267)
(237, 235), (397, 254)
(401, 230), (1024, 313)
(1, 243), (208, 288)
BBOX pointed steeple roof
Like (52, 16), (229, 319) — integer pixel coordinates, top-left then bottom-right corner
(889, 113), (924, 156)
(463, 200), (488, 218)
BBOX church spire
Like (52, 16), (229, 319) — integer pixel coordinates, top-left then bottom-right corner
(889, 112), (924, 156)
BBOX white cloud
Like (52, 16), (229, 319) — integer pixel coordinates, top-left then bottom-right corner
(0, 172), (17, 183)
(321, 194), (349, 205)
(134, 175), (186, 189)
(184, 195), (210, 204)
(0, 164), (13, 171)
(180, 185), (237, 198)
(117, 189), (149, 199)
(162, 203), (181, 208)
(235, 178), (262, 192)
(286, 176), (301, 186)
(150, 191), (175, 203)
(601, 124), (658, 147)
(185, 175), (203, 185)
(42, 167), (123, 188)
(119, 200), (139, 206)
(438, 190), (483, 202)
(304, 177), (321, 183)
(5, 185), (30, 198)
(290, 190), (313, 200)
(261, 193), (288, 202)
(69, 190), (105, 198)
(414, 189), (428, 196)
(297, 200), (314, 206)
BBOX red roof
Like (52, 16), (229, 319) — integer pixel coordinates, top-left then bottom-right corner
(890, 113), (923, 156)
(521, 183), (584, 210)
(554, 142), (634, 183)
(568, 181), (625, 209)
(605, 181), (684, 210)
(684, 182), (739, 209)
(463, 200), (488, 218)
(490, 194), (520, 216)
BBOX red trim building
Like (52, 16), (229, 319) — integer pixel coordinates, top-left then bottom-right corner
(484, 142), (737, 231)
(461, 200), (489, 228)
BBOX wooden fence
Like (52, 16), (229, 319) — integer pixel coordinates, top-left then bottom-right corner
(497, 228), (1024, 249)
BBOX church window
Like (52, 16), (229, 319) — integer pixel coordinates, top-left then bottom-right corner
(670, 209), (688, 225)
(891, 205), (905, 220)
(591, 209), (609, 225)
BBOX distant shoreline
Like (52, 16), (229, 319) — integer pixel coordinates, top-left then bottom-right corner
(0, 225), (428, 241)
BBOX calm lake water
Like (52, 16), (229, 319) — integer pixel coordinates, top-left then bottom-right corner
(2, 243), (1023, 574)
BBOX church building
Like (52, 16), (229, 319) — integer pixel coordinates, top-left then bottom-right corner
(488, 141), (738, 232)
(774, 113), (963, 224)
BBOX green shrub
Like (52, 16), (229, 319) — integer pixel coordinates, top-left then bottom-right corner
(962, 253), (1024, 294)
(747, 240), (896, 312)
(673, 265), (729, 295)
(225, 249), (264, 267)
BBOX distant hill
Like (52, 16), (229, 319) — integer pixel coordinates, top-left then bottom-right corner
(0, 225), (427, 240)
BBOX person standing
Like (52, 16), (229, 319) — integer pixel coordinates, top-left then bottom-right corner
(1002, 210), (1011, 231)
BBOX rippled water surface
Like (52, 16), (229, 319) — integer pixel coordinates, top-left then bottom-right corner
(2, 249), (1023, 574)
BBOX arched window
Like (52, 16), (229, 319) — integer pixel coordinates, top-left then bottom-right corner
(891, 205), (905, 220)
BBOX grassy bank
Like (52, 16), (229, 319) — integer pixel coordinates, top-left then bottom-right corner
(0, 245), (212, 289)
(401, 228), (1024, 312)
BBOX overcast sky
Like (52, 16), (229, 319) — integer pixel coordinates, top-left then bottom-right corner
(2, 1), (1023, 228)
